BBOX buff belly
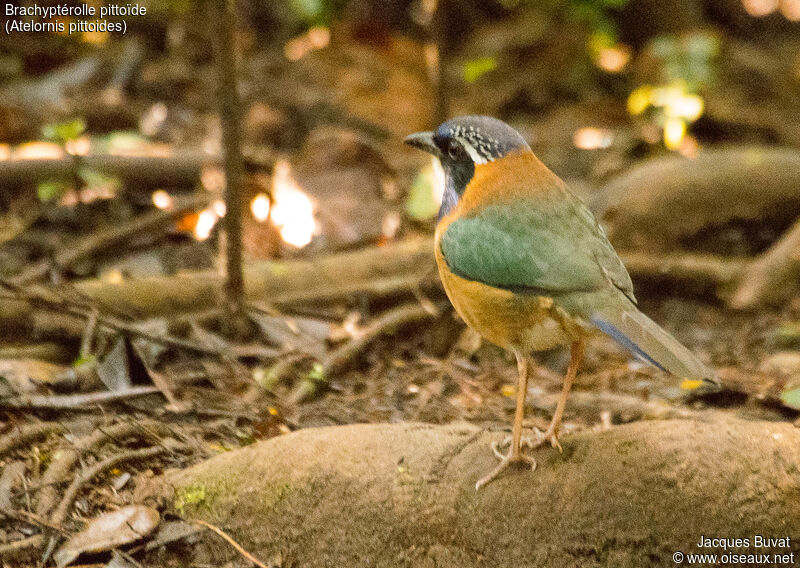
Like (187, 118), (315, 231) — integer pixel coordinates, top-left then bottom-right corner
(436, 260), (580, 352)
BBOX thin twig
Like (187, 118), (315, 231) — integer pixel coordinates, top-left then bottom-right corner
(194, 519), (273, 568)
(0, 279), (234, 357)
(0, 422), (66, 456)
(0, 386), (161, 410)
(35, 420), (176, 517)
(50, 446), (165, 526)
(321, 302), (441, 377)
(0, 534), (43, 558)
(290, 302), (441, 402)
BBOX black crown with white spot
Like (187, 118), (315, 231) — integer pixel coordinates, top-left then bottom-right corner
(436, 115), (530, 163)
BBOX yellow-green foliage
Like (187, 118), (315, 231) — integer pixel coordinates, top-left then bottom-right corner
(174, 484), (208, 514)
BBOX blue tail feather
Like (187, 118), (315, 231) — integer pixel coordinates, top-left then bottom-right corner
(591, 317), (668, 373)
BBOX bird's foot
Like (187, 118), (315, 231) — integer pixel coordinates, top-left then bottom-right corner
(476, 448), (536, 490)
(534, 427), (563, 453)
(491, 427), (563, 458)
(490, 435), (537, 460)
(477, 438), (537, 490)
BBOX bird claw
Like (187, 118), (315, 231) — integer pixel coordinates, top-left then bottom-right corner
(490, 434), (537, 460)
(534, 428), (562, 453)
(475, 450), (537, 490)
(490, 426), (564, 459)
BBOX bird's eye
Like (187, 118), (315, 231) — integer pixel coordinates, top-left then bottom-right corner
(447, 141), (465, 160)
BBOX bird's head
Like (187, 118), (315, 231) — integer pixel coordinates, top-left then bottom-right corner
(404, 115), (531, 218)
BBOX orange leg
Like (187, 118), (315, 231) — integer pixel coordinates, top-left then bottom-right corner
(475, 350), (536, 490)
(475, 340), (585, 490)
(536, 340), (584, 452)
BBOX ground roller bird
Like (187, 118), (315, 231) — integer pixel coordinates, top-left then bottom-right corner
(405, 115), (718, 489)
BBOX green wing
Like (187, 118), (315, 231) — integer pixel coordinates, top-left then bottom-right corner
(440, 193), (635, 301)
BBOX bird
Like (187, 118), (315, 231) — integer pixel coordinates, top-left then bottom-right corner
(404, 115), (718, 489)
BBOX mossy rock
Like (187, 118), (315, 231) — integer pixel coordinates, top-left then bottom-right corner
(166, 417), (800, 567)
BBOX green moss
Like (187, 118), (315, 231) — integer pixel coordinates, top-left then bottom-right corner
(175, 484), (208, 514)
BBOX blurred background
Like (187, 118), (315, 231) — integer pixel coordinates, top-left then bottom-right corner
(1, 0), (800, 564)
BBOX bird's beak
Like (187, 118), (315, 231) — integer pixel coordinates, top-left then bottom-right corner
(404, 131), (441, 158)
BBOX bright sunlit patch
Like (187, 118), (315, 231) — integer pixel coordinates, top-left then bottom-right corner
(382, 211), (402, 239)
(595, 45), (631, 73)
(13, 142), (64, 160)
(250, 193), (271, 222)
(140, 102), (168, 136)
(678, 134), (700, 158)
(284, 26), (330, 61)
(65, 135), (91, 156)
(500, 384), (515, 398)
(780, 0), (800, 19)
(665, 93), (704, 122)
(628, 81), (705, 152)
(0, 144), (10, 161)
(742, 0), (779, 16)
(212, 199), (226, 218)
(152, 190), (174, 210)
(270, 159), (318, 248)
(194, 207), (219, 241)
(107, 132), (170, 156)
(663, 117), (687, 150)
(104, 268), (125, 284)
(627, 86), (652, 115)
(573, 127), (614, 150)
(201, 165), (226, 193)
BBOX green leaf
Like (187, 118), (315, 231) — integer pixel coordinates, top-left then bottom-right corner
(685, 31), (720, 60)
(781, 386), (800, 410)
(42, 118), (86, 143)
(649, 35), (678, 61)
(306, 362), (325, 382)
(78, 167), (120, 193)
(289, 0), (325, 23)
(37, 180), (70, 202)
(405, 166), (441, 221)
(463, 56), (497, 83)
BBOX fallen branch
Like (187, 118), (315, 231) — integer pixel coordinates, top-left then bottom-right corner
(0, 234), (793, 341)
(0, 281), (237, 357)
(620, 251), (746, 290)
(9, 194), (212, 285)
(0, 386), (161, 410)
(0, 422), (66, 457)
(320, 302), (440, 378)
(0, 152), (212, 192)
(596, 146), (800, 252)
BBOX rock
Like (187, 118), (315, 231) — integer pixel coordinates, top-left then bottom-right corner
(167, 417), (800, 567)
